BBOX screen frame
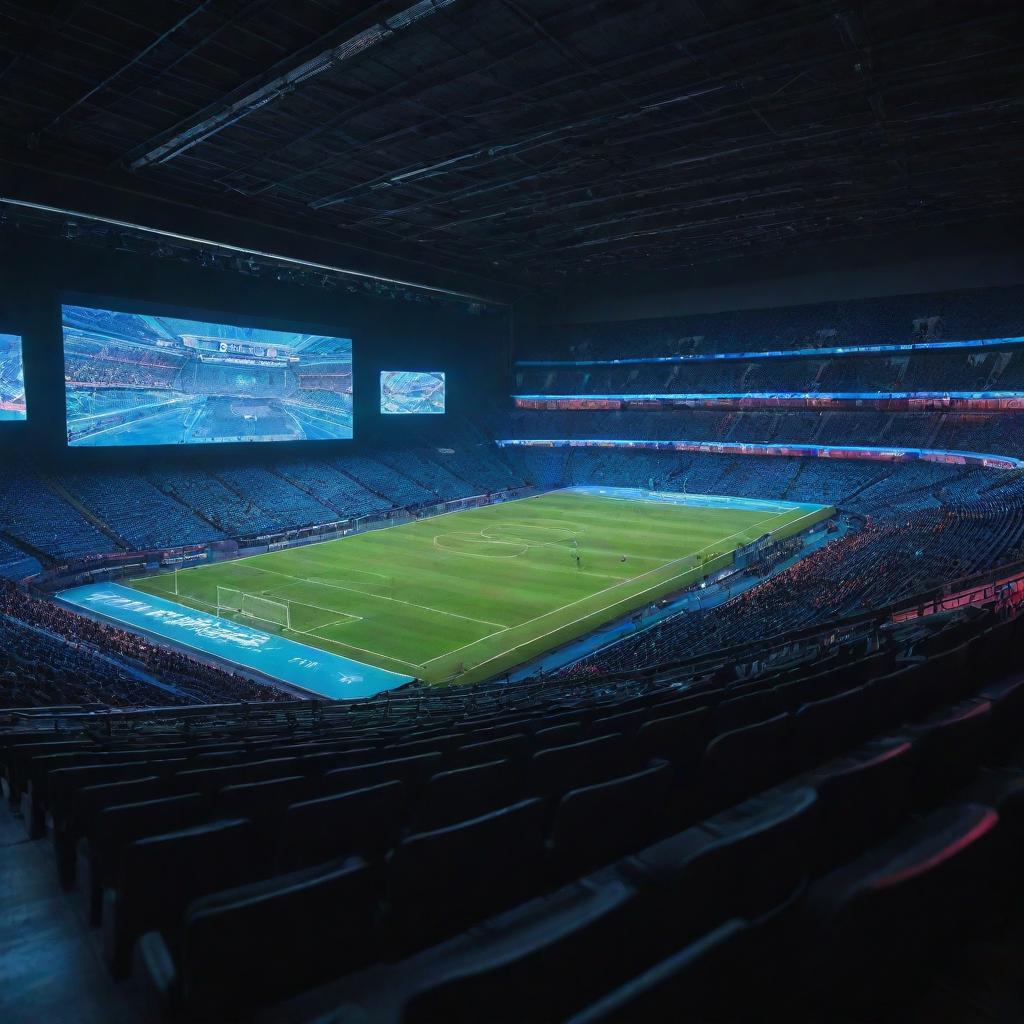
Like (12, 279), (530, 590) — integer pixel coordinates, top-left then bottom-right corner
(59, 292), (356, 450)
(379, 369), (446, 415)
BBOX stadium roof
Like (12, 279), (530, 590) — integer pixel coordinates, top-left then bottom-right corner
(2, 1), (1022, 297)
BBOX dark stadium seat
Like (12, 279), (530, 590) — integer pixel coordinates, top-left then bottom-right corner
(401, 878), (644, 1024)
(618, 786), (817, 967)
(78, 793), (210, 925)
(453, 733), (531, 769)
(60, 774), (200, 886)
(103, 817), (256, 976)
(137, 857), (378, 1017)
(526, 734), (627, 799)
(411, 758), (520, 832)
(908, 698), (993, 802)
(547, 760), (673, 880)
(797, 737), (915, 873)
(277, 779), (406, 871)
(323, 752), (443, 798)
(714, 689), (782, 733)
(381, 798), (548, 955)
(590, 709), (645, 738)
(631, 707), (711, 773)
(798, 803), (1001, 1006)
(534, 721), (585, 749)
(791, 686), (872, 768)
(978, 673), (1024, 756)
(217, 775), (309, 838)
(564, 919), (750, 1024)
(173, 756), (301, 793)
(700, 713), (792, 811)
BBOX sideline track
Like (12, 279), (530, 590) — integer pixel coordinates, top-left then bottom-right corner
(56, 583), (413, 699)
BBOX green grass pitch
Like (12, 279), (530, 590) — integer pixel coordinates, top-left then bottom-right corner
(128, 490), (831, 685)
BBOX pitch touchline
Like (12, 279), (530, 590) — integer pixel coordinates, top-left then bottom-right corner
(431, 508), (818, 672)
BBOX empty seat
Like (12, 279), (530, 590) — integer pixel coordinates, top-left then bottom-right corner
(714, 690), (781, 733)
(801, 737), (914, 873)
(534, 722), (585, 749)
(79, 793), (210, 925)
(978, 673), (1024, 756)
(412, 759), (519, 833)
(103, 818), (256, 976)
(909, 698), (992, 801)
(632, 708), (710, 773)
(173, 757), (300, 792)
(799, 802), (1001, 1005)
(453, 734), (530, 769)
(526, 735), (627, 799)
(548, 761), (673, 880)
(137, 857), (377, 1017)
(277, 779), (405, 871)
(403, 878), (643, 1024)
(590, 710), (645, 739)
(565, 919), (750, 1024)
(323, 752), (442, 798)
(792, 686), (871, 769)
(217, 775), (309, 837)
(624, 786), (818, 951)
(382, 798), (547, 955)
(700, 713), (792, 812)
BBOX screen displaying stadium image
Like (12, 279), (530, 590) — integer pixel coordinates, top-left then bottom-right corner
(380, 370), (445, 415)
(0, 333), (26, 421)
(62, 304), (353, 446)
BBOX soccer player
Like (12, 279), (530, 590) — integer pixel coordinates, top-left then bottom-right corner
(575, 552), (581, 570)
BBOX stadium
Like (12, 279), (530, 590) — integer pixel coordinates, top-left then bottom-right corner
(1, 3), (1023, 1022)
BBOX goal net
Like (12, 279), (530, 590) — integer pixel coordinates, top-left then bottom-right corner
(216, 587), (291, 629)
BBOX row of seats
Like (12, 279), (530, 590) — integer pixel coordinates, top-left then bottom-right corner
(229, 623), (1024, 1022)
(0, 613), (1000, 1016)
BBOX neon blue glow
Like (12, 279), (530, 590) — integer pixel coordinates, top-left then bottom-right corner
(58, 583), (412, 699)
(495, 438), (1024, 470)
(513, 391), (1024, 402)
(516, 335), (1024, 367)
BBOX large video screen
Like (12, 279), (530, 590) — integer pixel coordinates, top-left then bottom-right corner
(380, 370), (445, 415)
(62, 304), (353, 446)
(0, 333), (26, 421)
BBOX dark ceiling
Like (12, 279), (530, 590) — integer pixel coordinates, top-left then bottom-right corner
(2, 0), (1022, 296)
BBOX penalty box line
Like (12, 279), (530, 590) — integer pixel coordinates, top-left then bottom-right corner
(240, 563), (513, 630)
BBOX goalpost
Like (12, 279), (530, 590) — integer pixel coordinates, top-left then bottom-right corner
(216, 586), (291, 630)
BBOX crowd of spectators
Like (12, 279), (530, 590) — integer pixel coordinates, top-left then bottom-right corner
(0, 582), (282, 708)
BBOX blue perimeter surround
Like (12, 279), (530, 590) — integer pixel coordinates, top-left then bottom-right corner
(561, 485), (823, 515)
(496, 438), (1024, 470)
(57, 583), (413, 700)
(514, 390), (1024, 402)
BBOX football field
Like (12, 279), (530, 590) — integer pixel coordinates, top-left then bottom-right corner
(128, 488), (831, 685)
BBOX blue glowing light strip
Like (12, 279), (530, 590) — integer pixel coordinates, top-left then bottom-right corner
(513, 391), (1024, 402)
(495, 438), (1024, 470)
(515, 335), (1024, 367)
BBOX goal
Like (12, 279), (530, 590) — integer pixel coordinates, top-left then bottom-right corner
(216, 586), (291, 630)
